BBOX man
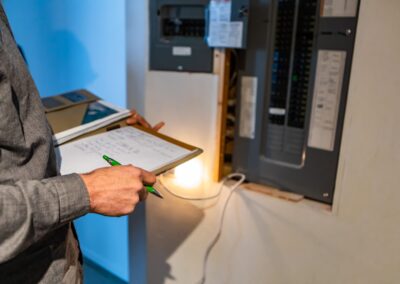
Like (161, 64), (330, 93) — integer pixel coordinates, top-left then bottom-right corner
(0, 5), (162, 283)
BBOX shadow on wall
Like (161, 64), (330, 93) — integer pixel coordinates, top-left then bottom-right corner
(150, 194), (205, 283)
(130, 189), (205, 284)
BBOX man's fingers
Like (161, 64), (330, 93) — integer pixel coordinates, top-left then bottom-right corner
(126, 109), (138, 125)
(136, 114), (152, 128)
(152, 122), (165, 132)
(138, 187), (149, 202)
(140, 169), (157, 185)
(126, 117), (137, 124)
(126, 110), (165, 132)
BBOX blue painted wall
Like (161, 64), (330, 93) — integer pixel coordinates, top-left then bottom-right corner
(3, 1), (129, 282)
(3, 0), (126, 107)
(60, 0), (127, 107)
(3, 1), (69, 96)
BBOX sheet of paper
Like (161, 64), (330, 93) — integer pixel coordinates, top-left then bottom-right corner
(210, 0), (231, 22)
(58, 127), (192, 175)
(308, 50), (347, 151)
(207, 0), (244, 48)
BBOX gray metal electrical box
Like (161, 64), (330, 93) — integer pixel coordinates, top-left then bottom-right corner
(150, 0), (213, 72)
(233, 0), (360, 204)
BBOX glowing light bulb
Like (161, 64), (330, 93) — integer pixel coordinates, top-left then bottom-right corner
(173, 158), (203, 189)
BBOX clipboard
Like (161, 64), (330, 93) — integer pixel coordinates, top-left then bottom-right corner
(131, 124), (203, 175)
(57, 118), (203, 176)
(43, 89), (131, 145)
(45, 90), (203, 175)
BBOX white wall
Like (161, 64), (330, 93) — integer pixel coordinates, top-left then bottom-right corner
(145, 71), (220, 191)
(126, 0), (148, 113)
(142, 1), (400, 283)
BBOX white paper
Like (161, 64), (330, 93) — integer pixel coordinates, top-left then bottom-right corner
(322, 0), (358, 17)
(208, 0), (243, 48)
(58, 127), (193, 175)
(209, 0), (231, 22)
(208, 21), (243, 48)
(239, 76), (257, 139)
(308, 50), (347, 151)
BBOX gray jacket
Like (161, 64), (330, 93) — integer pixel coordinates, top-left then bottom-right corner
(0, 5), (90, 283)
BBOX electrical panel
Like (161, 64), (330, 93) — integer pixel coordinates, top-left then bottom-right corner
(150, 0), (213, 72)
(149, 0), (250, 72)
(233, 0), (360, 204)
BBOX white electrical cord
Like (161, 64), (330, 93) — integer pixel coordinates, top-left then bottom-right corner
(158, 172), (244, 201)
(198, 173), (246, 284)
(158, 173), (246, 284)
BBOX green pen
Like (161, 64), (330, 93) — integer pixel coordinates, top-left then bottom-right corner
(102, 154), (163, 199)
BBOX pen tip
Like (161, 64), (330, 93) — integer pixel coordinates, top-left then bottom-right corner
(146, 185), (164, 199)
(155, 191), (164, 199)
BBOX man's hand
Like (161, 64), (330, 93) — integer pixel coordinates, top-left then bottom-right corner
(126, 109), (165, 132)
(80, 165), (156, 216)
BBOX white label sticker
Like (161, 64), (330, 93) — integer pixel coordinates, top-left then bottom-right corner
(269, 108), (286, 115)
(308, 50), (347, 151)
(239, 76), (258, 139)
(210, 0), (231, 22)
(172, 46), (192, 56)
(207, 21), (243, 48)
(322, 0), (358, 17)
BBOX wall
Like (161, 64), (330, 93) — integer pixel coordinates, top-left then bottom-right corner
(59, 0), (127, 107)
(3, 0), (126, 105)
(2, 0), (68, 96)
(3, 1), (129, 282)
(141, 1), (400, 283)
(126, 0), (148, 114)
(59, 1), (129, 281)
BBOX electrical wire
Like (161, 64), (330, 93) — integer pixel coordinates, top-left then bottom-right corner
(158, 173), (246, 284)
(158, 172), (242, 201)
(198, 173), (246, 284)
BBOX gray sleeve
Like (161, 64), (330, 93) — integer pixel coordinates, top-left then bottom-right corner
(0, 174), (90, 264)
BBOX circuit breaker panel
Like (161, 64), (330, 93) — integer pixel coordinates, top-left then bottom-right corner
(233, 0), (360, 204)
(150, 0), (213, 72)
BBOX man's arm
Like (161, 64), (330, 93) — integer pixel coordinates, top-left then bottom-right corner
(0, 174), (89, 264)
(0, 165), (155, 265)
